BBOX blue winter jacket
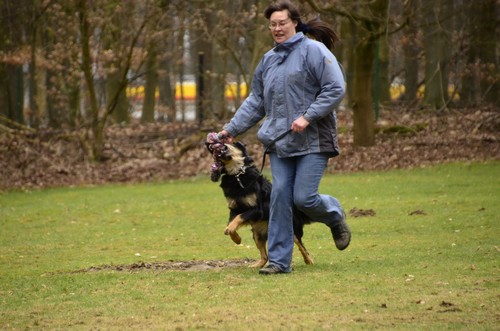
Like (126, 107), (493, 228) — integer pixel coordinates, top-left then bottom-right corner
(224, 32), (346, 158)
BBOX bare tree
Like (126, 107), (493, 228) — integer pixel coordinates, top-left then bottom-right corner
(0, 0), (27, 125)
(156, 0), (177, 123)
(2, 0), (495, 155)
(77, 0), (154, 160)
(402, 0), (421, 104)
(141, 41), (158, 123)
(304, 0), (391, 147)
(420, 0), (453, 110)
(102, 1), (136, 125)
(187, 0), (268, 121)
(461, 0), (499, 106)
(44, 2), (82, 128)
(141, 4), (166, 124)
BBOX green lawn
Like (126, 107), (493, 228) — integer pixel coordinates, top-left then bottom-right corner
(1, 162), (498, 330)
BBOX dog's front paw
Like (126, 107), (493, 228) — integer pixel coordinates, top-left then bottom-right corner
(224, 229), (242, 245)
(225, 215), (243, 244)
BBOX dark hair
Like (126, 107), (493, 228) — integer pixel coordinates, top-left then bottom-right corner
(264, 0), (339, 50)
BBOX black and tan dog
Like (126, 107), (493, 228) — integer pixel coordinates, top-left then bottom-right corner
(206, 136), (314, 268)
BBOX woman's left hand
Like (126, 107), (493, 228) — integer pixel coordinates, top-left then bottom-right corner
(291, 116), (310, 133)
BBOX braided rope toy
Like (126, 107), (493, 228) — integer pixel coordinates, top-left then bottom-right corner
(206, 132), (229, 182)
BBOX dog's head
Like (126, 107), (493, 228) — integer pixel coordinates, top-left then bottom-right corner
(206, 133), (253, 182)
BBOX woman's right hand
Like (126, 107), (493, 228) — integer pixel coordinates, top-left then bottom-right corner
(219, 130), (234, 143)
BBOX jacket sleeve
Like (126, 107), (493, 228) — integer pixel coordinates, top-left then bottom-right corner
(302, 43), (346, 123)
(223, 61), (266, 137)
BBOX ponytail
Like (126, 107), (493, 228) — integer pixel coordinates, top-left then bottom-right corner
(300, 17), (339, 51)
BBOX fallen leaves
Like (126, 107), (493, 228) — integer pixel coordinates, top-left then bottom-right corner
(1, 107), (498, 190)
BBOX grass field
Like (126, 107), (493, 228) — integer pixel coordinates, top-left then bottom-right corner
(1, 162), (498, 330)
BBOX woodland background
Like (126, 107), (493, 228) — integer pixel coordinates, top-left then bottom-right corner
(0, 0), (498, 190)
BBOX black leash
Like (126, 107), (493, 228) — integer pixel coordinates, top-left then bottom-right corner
(234, 128), (292, 190)
(259, 128), (293, 174)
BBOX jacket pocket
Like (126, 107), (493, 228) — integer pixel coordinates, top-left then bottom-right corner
(284, 130), (308, 152)
(257, 117), (287, 147)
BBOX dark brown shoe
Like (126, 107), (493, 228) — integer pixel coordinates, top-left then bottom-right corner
(331, 210), (351, 250)
(259, 265), (289, 275)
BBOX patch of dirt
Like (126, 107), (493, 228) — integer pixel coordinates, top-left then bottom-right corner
(70, 259), (256, 273)
(409, 210), (427, 216)
(0, 107), (498, 190)
(349, 207), (376, 217)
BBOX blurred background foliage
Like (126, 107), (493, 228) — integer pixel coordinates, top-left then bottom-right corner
(0, 0), (498, 160)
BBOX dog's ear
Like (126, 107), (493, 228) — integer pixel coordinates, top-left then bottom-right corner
(234, 141), (254, 165)
(233, 141), (247, 154)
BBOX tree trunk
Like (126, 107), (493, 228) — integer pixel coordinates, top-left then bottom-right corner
(192, 2), (214, 122)
(103, 1), (133, 126)
(352, 40), (376, 146)
(177, 8), (186, 122)
(158, 56), (176, 123)
(68, 83), (81, 129)
(211, 52), (228, 120)
(339, 18), (356, 107)
(352, 0), (389, 146)
(0, 0), (25, 124)
(28, 23), (39, 127)
(378, 36), (391, 104)
(421, 0), (453, 109)
(462, 0), (499, 106)
(107, 71), (130, 124)
(157, 0), (176, 123)
(461, 2), (479, 106)
(34, 63), (47, 127)
(402, 0), (420, 103)
(142, 44), (158, 123)
(0, 65), (24, 124)
(78, 0), (101, 160)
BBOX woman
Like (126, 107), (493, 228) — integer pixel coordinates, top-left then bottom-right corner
(220, 0), (350, 275)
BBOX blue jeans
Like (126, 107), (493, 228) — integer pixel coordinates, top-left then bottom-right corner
(268, 153), (344, 272)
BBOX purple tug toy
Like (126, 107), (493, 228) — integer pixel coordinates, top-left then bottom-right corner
(206, 132), (229, 182)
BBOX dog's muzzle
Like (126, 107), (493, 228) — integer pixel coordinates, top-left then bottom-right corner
(209, 142), (229, 160)
(206, 132), (230, 160)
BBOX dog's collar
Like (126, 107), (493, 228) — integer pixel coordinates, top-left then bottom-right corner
(233, 165), (262, 189)
(235, 165), (248, 176)
(235, 165), (249, 188)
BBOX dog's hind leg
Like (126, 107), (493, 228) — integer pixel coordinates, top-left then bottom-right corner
(294, 235), (314, 265)
(249, 221), (268, 268)
(225, 215), (244, 244)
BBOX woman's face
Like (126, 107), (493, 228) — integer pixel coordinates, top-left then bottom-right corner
(269, 10), (297, 44)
